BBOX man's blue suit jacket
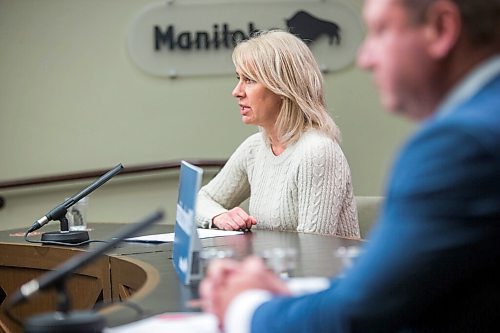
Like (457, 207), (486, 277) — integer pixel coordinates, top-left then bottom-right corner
(251, 72), (500, 332)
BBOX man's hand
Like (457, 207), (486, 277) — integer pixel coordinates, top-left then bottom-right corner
(199, 256), (290, 328)
(212, 207), (257, 230)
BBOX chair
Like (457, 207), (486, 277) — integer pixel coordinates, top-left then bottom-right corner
(355, 196), (384, 238)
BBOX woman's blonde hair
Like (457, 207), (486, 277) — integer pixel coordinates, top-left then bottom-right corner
(232, 30), (340, 146)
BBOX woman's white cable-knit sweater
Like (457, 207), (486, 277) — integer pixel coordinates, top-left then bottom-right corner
(196, 131), (360, 238)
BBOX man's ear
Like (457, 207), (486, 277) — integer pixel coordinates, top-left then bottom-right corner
(423, 0), (461, 59)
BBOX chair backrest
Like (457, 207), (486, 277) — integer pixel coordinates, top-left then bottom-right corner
(355, 196), (384, 238)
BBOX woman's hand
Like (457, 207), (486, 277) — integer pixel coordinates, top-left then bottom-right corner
(212, 207), (257, 230)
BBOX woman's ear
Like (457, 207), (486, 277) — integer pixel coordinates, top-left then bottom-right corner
(422, 0), (462, 59)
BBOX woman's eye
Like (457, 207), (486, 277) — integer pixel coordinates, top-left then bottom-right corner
(236, 74), (255, 84)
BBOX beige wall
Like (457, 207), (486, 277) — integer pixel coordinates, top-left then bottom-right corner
(0, 0), (414, 230)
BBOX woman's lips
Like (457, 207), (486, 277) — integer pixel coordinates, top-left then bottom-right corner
(240, 105), (250, 115)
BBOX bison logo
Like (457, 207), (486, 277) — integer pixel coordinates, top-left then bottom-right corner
(286, 11), (341, 46)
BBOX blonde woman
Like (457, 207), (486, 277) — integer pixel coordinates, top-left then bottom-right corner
(196, 30), (359, 237)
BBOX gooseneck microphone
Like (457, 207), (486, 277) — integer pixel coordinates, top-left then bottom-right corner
(7, 210), (164, 333)
(27, 163), (124, 244)
(10, 210), (164, 307)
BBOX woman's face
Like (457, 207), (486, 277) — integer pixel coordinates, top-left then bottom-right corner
(232, 67), (282, 130)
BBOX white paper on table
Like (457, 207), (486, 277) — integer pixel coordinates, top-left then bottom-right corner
(125, 228), (243, 243)
(104, 312), (221, 333)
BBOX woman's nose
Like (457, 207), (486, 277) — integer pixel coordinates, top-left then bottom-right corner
(232, 81), (243, 97)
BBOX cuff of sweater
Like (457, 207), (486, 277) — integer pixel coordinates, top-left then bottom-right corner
(196, 209), (228, 229)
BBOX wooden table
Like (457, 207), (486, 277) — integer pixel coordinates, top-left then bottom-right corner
(0, 223), (362, 332)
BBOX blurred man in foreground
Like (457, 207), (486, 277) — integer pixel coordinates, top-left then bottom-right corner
(200, 0), (500, 331)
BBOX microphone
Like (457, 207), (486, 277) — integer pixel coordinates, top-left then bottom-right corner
(9, 210), (164, 307)
(28, 163), (124, 234)
(28, 200), (71, 234)
(27, 163), (124, 245)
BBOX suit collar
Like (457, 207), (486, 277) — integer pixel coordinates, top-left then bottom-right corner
(437, 55), (500, 118)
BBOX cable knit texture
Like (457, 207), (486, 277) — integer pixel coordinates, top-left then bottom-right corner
(196, 130), (360, 238)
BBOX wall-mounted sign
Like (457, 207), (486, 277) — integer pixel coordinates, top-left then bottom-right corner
(127, 0), (364, 78)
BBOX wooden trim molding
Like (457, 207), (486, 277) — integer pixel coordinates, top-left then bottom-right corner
(0, 159), (226, 190)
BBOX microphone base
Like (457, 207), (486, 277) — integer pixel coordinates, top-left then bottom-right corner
(41, 230), (90, 245)
(23, 311), (105, 333)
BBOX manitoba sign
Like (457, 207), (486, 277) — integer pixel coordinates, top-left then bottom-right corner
(127, 1), (363, 77)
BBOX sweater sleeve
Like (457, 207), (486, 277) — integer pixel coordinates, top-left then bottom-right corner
(296, 138), (353, 235)
(195, 135), (258, 228)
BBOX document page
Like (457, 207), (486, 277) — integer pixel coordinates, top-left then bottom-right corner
(125, 228), (243, 243)
(104, 312), (221, 333)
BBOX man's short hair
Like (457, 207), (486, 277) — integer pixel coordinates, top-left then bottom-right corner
(402, 0), (500, 45)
